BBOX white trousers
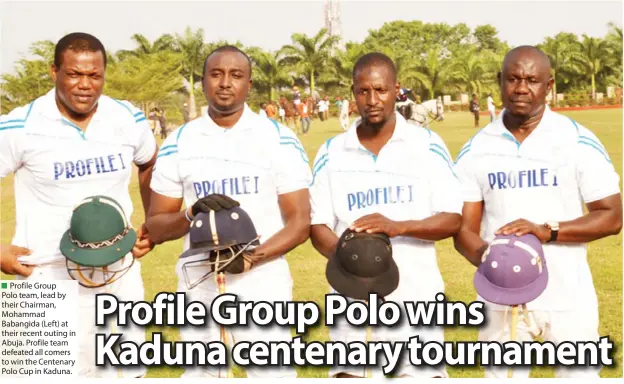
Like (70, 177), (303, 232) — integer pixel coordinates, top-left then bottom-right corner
(479, 305), (602, 378)
(339, 114), (349, 131)
(176, 258), (297, 378)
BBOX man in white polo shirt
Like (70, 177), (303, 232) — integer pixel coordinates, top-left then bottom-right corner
(0, 32), (157, 377)
(487, 93), (496, 122)
(309, 52), (462, 378)
(453, 46), (622, 378)
(145, 45), (311, 378)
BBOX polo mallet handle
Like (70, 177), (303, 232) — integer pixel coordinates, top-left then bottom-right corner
(508, 305), (518, 378)
(364, 300), (372, 378)
(217, 272), (234, 378)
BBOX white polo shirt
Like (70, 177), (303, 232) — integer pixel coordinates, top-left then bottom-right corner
(0, 89), (157, 264)
(487, 96), (495, 112)
(455, 106), (620, 311)
(310, 112), (462, 301)
(150, 104), (311, 276)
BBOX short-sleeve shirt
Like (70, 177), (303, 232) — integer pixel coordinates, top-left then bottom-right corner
(150, 104), (312, 276)
(454, 106), (620, 311)
(0, 89), (157, 264)
(309, 112), (462, 302)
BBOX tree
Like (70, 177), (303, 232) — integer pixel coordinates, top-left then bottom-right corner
(473, 25), (503, 53)
(317, 42), (365, 94)
(116, 33), (174, 60)
(1, 40), (55, 113)
(538, 33), (582, 105)
(448, 47), (495, 96)
(279, 28), (340, 96)
(173, 27), (209, 119)
(248, 48), (292, 101)
(105, 51), (183, 112)
(572, 35), (615, 99)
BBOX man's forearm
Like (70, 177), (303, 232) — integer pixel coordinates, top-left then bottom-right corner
(252, 215), (309, 263)
(398, 213), (461, 241)
(556, 209), (622, 243)
(145, 210), (191, 244)
(310, 224), (339, 259)
(138, 166), (154, 217)
(453, 228), (488, 267)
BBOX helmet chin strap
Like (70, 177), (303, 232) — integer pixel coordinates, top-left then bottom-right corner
(67, 255), (134, 288)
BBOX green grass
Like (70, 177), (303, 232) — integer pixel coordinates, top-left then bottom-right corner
(1, 109), (621, 378)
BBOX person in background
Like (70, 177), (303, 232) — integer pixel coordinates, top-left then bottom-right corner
(470, 93), (480, 128)
(259, 102), (268, 118)
(297, 97), (311, 135)
(182, 102), (190, 123)
(340, 96), (350, 131)
(266, 100), (277, 120)
(487, 93), (496, 122)
(292, 86), (301, 105)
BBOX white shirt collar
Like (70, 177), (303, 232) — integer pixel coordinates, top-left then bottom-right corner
(487, 104), (554, 137)
(343, 112), (410, 150)
(201, 103), (254, 132)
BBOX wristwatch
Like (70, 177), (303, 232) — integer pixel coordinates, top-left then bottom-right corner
(544, 221), (560, 243)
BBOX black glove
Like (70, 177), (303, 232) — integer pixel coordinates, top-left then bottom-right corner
(191, 194), (240, 216)
(208, 246), (254, 275)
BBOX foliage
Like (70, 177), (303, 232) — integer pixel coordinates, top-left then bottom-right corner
(2, 22), (622, 117)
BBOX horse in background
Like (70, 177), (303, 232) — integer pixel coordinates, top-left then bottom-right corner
(279, 96), (297, 130)
(397, 98), (444, 128)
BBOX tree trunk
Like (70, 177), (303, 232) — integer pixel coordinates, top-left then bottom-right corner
(591, 73), (596, 100)
(310, 70), (315, 97)
(189, 74), (197, 119)
(270, 86), (275, 102)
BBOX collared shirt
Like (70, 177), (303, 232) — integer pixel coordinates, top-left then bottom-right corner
(151, 104), (311, 275)
(310, 112), (462, 301)
(0, 89), (157, 264)
(455, 106), (620, 311)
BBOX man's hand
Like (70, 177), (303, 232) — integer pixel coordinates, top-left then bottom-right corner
(495, 219), (550, 243)
(191, 194), (240, 217)
(1, 245), (34, 277)
(350, 213), (404, 238)
(132, 224), (155, 258)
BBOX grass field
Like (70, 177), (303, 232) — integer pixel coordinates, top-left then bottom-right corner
(1, 109), (622, 378)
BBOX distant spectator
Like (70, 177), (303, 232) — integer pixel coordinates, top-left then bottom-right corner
(266, 100), (277, 120)
(340, 97), (350, 131)
(297, 98), (311, 134)
(487, 93), (496, 122)
(259, 103), (268, 118)
(157, 108), (167, 139)
(182, 103), (190, 123)
(469, 93), (480, 128)
(292, 86), (301, 105)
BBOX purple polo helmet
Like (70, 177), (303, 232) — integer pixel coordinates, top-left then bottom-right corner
(474, 234), (549, 306)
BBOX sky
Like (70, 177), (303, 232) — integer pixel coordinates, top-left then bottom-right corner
(0, 0), (622, 75)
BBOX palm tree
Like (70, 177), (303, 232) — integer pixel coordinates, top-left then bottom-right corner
(173, 27), (209, 119)
(116, 33), (174, 60)
(538, 33), (582, 106)
(572, 35), (615, 100)
(317, 42), (365, 93)
(399, 47), (452, 100)
(448, 48), (494, 96)
(248, 48), (292, 101)
(279, 28), (340, 96)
